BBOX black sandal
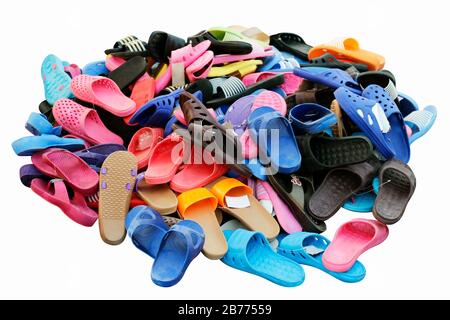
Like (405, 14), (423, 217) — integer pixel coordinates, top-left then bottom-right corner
(188, 30), (252, 55)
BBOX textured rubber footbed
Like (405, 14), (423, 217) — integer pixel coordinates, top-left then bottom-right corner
(99, 152), (137, 245)
(310, 137), (372, 167)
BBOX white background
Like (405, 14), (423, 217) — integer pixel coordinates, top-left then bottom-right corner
(1, 0), (449, 300)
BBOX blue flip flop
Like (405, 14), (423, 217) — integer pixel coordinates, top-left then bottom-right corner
(278, 232), (366, 283)
(25, 112), (62, 136)
(248, 107), (301, 174)
(82, 61), (109, 76)
(294, 67), (362, 94)
(41, 54), (74, 104)
(151, 220), (205, 287)
(334, 87), (395, 160)
(222, 229), (305, 287)
(289, 103), (337, 134)
(405, 105), (437, 144)
(11, 134), (85, 156)
(125, 206), (169, 258)
(363, 85), (410, 163)
(343, 191), (377, 213)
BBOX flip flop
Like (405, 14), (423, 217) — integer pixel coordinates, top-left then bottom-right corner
(31, 178), (98, 227)
(41, 54), (74, 104)
(12, 134), (85, 156)
(82, 61), (109, 76)
(152, 220), (205, 287)
(224, 95), (256, 136)
(308, 157), (381, 221)
(294, 68), (362, 94)
(299, 53), (369, 72)
(373, 160), (416, 225)
(144, 133), (186, 185)
(125, 206), (168, 258)
(278, 232), (366, 283)
(208, 60), (262, 78)
(323, 219), (389, 272)
(135, 174), (178, 215)
(53, 99), (123, 145)
(405, 105), (437, 144)
(220, 219), (279, 250)
(208, 177), (280, 240)
(242, 72), (302, 95)
(308, 38), (385, 71)
(188, 30), (253, 55)
(127, 127), (163, 169)
(178, 188), (227, 260)
(269, 33), (312, 61)
(362, 85), (410, 163)
(20, 164), (49, 187)
(98, 151), (137, 245)
(105, 36), (149, 58)
(289, 103), (337, 134)
(25, 112), (62, 136)
(71, 75), (136, 117)
(252, 90), (287, 116)
(106, 56), (148, 91)
(74, 144), (126, 172)
(148, 31), (186, 63)
(221, 229), (305, 287)
(296, 135), (373, 173)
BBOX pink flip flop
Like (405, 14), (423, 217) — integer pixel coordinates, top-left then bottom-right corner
(252, 90), (287, 116)
(323, 219), (389, 272)
(53, 99), (123, 145)
(242, 72), (302, 95)
(71, 75), (136, 117)
(145, 133), (186, 185)
(31, 148), (60, 177)
(127, 127), (163, 169)
(31, 178), (98, 227)
(42, 148), (99, 195)
(213, 44), (274, 65)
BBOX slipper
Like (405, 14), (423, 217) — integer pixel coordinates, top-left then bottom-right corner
(20, 164), (49, 187)
(208, 177), (280, 240)
(144, 133), (186, 185)
(289, 103), (337, 134)
(148, 31), (186, 63)
(299, 53), (369, 72)
(221, 219), (279, 250)
(130, 76), (156, 113)
(106, 56), (147, 91)
(308, 157), (381, 221)
(135, 174), (178, 215)
(41, 54), (74, 104)
(125, 205), (168, 258)
(178, 188), (227, 260)
(208, 26), (268, 47)
(213, 44), (274, 65)
(334, 87), (395, 160)
(268, 173), (326, 233)
(404, 105), (437, 144)
(248, 107), (301, 174)
(188, 30), (253, 55)
(294, 68), (362, 94)
(308, 38), (385, 71)
(31, 178), (98, 227)
(98, 151), (137, 245)
(323, 219), (389, 272)
(242, 72), (302, 95)
(343, 191), (377, 213)
(53, 99), (123, 145)
(373, 160), (416, 225)
(105, 37), (149, 58)
(83, 61), (109, 76)
(208, 60), (263, 78)
(127, 127), (163, 169)
(270, 33), (312, 61)
(278, 232), (366, 283)
(357, 70), (398, 101)
(71, 75), (136, 117)
(12, 134), (85, 157)
(74, 144), (126, 172)
(296, 135), (373, 173)
(224, 95), (257, 135)
(221, 229), (305, 287)
(152, 220), (205, 287)
(252, 90), (287, 116)
(170, 150), (229, 193)
(26, 112), (62, 136)
(186, 51), (214, 82)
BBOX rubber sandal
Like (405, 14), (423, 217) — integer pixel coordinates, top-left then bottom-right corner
(53, 99), (123, 145)
(148, 31), (186, 63)
(208, 26), (268, 47)
(208, 177), (280, 240)
(105, 37), (149, 58)
(334, 87), (395, 160)
(135, 174), (178, 215)
(224, 95), (256, 135)
(41, 54), (74, 104)
(31, 178), (98, 227)
(125, 205), (168, 258)
(221, 229), (305, 287)
(144, 133), (185, 185)
(278, 232), (366, 283)
(323, 219), (389, 272)
(107, 56), (147, 91)
(373, 160), (416, 225)
(221, 219), (279, 250)
(308, 38), (385, 71)
(98, 151), (137, 245)
(242, 72), (302, 95)
(294, 67), (362, 94)
(248, 107), (301, 174)
(252, 90), (287, 116)
(362, 85), (410, 163)
(39, 100), (57, 125)
(83, 61), (109, 76)
(130, 76), (156, 112)
(177, 188), (226, 260)
(20, 164), (48, 187)
(71, 75), (136, 117)
(308, 157), (381, 221)
(12, 133), (85, 156)
(300, 53), (369, 72)
(343, 191), (377, 213)
(289, 103), (337, 134)
(185, 51), (214, 83)
(208, 59), (263, 78)
(26, 112), (62, 136)
(188, 30), (253, 55)
(357, 70), (398, 101)
(405, 105), (437, 144)
(270, 33), (312, 61)
(74, 144), (126, 172)
(127, 127), (163, 169)
(297, 135), (373, 173)
(152, 220), (205, 287)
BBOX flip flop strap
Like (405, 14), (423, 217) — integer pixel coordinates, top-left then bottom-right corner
(124, 40), (147, 52)
(116, 35), (138, 47)
(405, 109), (434, 131)
(26, 112), (62, 136)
